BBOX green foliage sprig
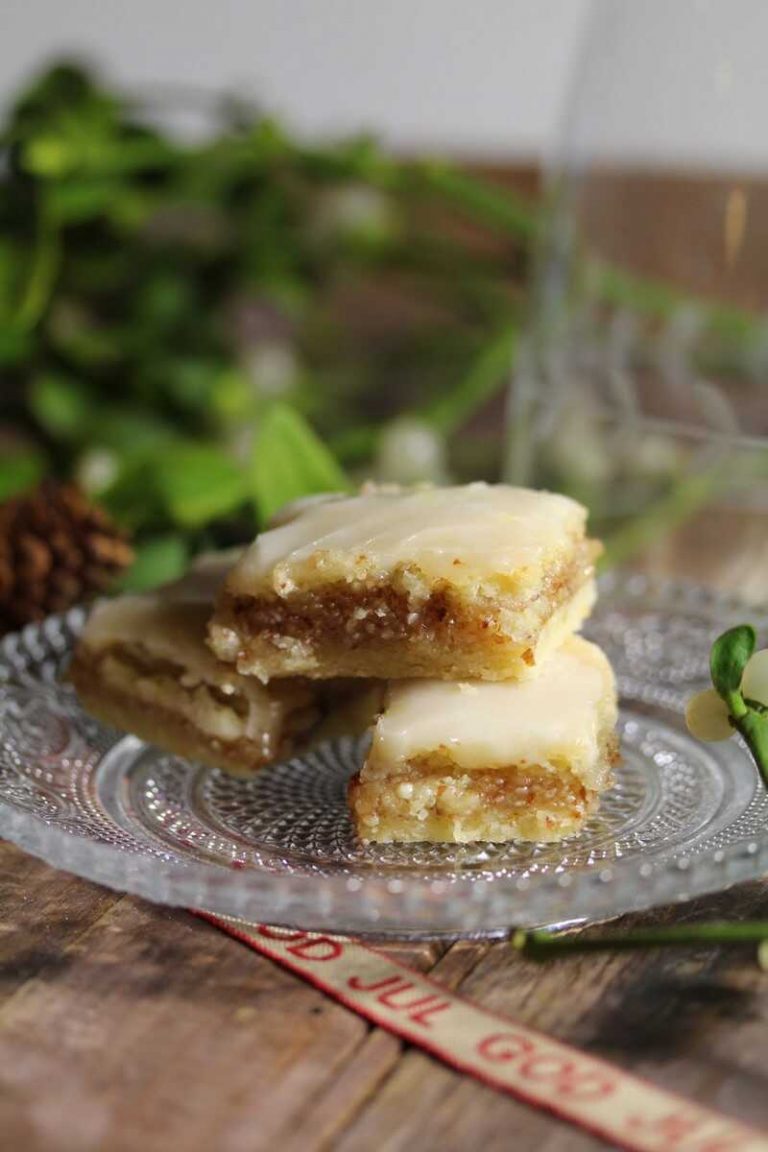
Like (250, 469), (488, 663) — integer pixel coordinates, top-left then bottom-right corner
(3, 60), (765, 590)
(686, 625), (768, 788)
(513, 922), (768, 962)
(709, 627), (768, 785)
(515, 629), (768, 963)
(0, 61), (537, 588)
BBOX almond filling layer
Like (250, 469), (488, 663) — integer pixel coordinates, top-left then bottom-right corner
(349, 737), (619, 844)
(79, 644), (317, 755)
(215, 547), (593, 659)
(350, 764), (593, 842)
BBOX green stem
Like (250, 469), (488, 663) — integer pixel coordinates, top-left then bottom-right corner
(353, 238), (517, 320)
(330, 326), (517, 465)
(426, 324), (518, 436)
(398, 164), (767, 349)
(396, 165), (765, 346)
(599, 460), (727, 571)
(409, 163), (538, 241)
(514, 922), (768, 961)
(589, 259), (760, 346)
(16, 195), (60, 331)
(730, 706), (768, 791)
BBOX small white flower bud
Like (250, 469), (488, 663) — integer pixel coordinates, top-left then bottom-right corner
(375, 418), (449, 485)
(75, 448), (118, 495)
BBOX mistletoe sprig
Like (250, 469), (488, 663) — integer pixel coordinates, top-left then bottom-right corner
(514, 625), (768, 963)
(686, 624), (768, 788)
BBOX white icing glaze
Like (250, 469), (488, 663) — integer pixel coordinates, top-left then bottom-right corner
(370, 636), (616, 785)
(78, 549), (316, 751)
(228, 483), (588, 595)
(159, 548), (243, 604)
(84, 598), (236, 685)
(82, 550), (256, 694)
(267, 492), (345, 528)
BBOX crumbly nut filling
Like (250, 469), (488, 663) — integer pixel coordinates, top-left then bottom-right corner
(216, 547), (593, 657)
(77, 643), (317, 755)
(99, 651), (269, 747)
(349, 738), (619, 844)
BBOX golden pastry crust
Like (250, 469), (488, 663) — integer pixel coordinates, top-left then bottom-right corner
(348, 636), (619, 843)
(68, 638), (318, 776)
(210, 490), (598, 677)
(68, 550), (377, 775)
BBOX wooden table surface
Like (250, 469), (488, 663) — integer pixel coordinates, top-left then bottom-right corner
(3, 153), (768, 1147)
(3, 524), (768, 1148)
(1, 838), (767, 1151)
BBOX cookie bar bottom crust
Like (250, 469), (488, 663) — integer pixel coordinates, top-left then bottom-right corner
(348, 739), (619, 844)
(211, 547), (596, 681)
(68, 649), (318, 777)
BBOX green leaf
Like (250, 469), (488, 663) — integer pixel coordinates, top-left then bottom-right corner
(165, 359), (222, 414)
(47, 301), (124, 367)
(0, 241), (25, 322)
(29, 373), (92, 441)
(99, 452), (164, 531)
(426, 324), (516, 435)
(0, 448), (47, 501)
(155, 443), (247, 528)
(47, 178), (119, 223)
(250, 403), (348, 522)
(22, 134), (76, 178)
(711, 625), (756, 698)
(0, 324), (32, 366)
(89, 408), (175, 453)
(136, 274), (196, 332)
(119, 534), (188, 592)
(210, 368), (257, 426)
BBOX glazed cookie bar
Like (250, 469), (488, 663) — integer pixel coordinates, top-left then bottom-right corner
(349, 636), (619, 844)
(209, 483), (599, 682)
(69, 553), (325, 776)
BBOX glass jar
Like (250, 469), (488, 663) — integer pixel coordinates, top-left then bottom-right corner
(508, 0), (768, 601)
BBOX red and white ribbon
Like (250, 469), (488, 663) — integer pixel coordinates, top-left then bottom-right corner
(197, 914), (767, 1152)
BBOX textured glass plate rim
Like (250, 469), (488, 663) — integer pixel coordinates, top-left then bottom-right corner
(1, 572), (767, 940)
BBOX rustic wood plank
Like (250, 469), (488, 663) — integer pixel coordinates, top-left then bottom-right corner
(0, 833), (451, 1152)
(0, 895), (373, 1152)
(1, 861), (767, 1151)
(279, 1030), (402, 1152)
(336, 883), (768, 1151)
(335, 1043), (597, 1152)
(0, 843), (120, 1007)
(277, 937), (491, 1150)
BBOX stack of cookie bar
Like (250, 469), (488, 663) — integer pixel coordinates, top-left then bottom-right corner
(71, 483), (618, 844)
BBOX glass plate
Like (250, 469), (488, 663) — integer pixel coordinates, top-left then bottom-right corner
(1, 574), (766, 939)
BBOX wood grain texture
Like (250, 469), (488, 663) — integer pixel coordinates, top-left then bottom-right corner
(1, 842), (767, 1151)
(0, 841), (119, 1008)
(0, 872), (366, 1152)
(337, 884), (768, 1151)
(1, 432), (766, 1148)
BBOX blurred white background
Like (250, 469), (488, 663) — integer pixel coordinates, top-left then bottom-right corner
(4, 1), (764, 164)
(1, 0), (591, 158)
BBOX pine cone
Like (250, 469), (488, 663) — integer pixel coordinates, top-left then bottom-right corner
(0, 482), (134, 634)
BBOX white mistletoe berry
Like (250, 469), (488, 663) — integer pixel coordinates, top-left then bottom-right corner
(685, 688), (733, 742)
(742, 649), (768, 708)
